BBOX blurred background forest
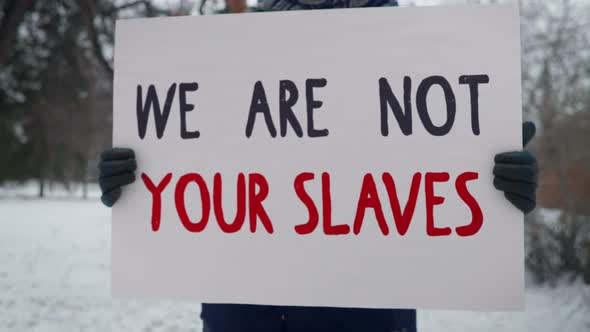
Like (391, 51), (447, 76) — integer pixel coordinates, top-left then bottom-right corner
(0, 0), (589, 293)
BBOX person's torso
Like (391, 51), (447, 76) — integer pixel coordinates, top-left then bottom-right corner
(201, 303), (416, 332)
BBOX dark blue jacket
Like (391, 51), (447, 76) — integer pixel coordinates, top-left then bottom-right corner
(202, 303), (416, 332)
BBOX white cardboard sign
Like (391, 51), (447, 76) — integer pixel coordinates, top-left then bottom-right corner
(112, 3), (524, 310)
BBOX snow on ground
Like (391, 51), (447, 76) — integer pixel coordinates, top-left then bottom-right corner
(1, 185), (589, 331)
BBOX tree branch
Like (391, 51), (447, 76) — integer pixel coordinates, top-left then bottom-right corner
(0, 0), (37, 65)
(79, 0), (113, 77)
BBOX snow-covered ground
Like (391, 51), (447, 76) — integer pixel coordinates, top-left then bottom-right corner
(1, 185), (589, 331)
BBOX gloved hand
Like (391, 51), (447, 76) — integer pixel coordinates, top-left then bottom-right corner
(493, 121), (538, 214)
(98, 148), (137, 207)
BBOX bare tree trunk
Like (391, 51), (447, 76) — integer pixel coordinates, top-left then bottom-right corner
(38, 175), (44, 198)
(82, 160), (89, 200)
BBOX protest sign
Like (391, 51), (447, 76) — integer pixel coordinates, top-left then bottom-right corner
(112, 3), (524, 310)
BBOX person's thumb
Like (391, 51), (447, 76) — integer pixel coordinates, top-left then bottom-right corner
(523, 121), (536, 147)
